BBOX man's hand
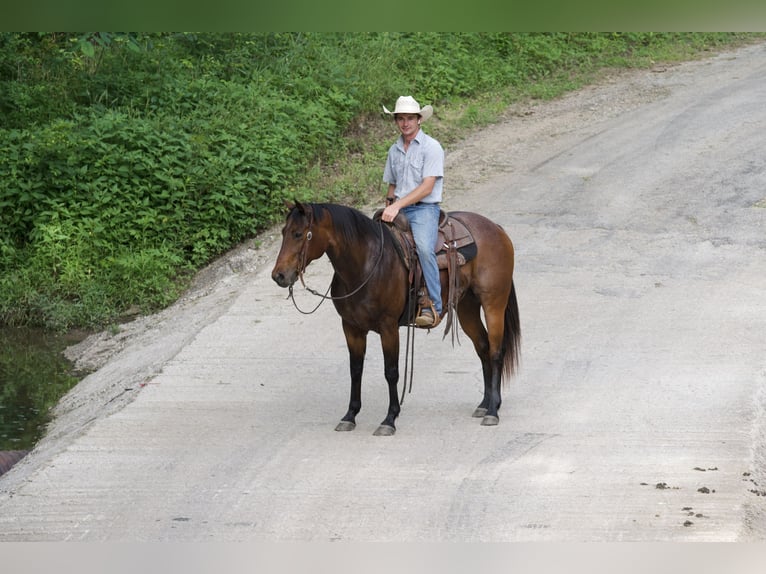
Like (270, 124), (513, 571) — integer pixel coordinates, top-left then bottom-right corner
(381, 203), (400, 223)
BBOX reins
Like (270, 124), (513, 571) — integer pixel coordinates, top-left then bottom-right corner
(400, 289), (417, 404)
(284, 205), (419, 404)
(287, 212), (386, 314)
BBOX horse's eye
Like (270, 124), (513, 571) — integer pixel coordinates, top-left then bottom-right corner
(293, 231), (303, 240)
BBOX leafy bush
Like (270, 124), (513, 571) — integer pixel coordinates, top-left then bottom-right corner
(0, 32), (758, 329)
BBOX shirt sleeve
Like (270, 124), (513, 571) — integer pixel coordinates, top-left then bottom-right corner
(421, 137), (444, 179)
(383, 146), (396, 184)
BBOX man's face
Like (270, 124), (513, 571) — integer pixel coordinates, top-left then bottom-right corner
(395, 113), (420, 139)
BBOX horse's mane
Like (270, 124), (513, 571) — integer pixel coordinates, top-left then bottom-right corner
(313, 203), (381, 247)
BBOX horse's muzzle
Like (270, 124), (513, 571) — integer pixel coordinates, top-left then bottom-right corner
(272, 269), (296, 288)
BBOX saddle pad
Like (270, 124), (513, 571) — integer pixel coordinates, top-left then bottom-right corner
(372, 209), (477, 269)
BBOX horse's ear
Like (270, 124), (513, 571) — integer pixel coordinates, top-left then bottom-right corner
(293, 199), (308, 215)
(283, 199), (295, 211)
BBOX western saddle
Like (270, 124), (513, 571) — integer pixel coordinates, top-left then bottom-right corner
(373, 208), (477, 334)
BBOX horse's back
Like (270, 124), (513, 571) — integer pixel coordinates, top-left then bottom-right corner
(448, 211), (514, 253)
(448, 210), (515, 288)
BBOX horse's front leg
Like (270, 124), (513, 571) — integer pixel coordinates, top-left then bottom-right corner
(373, 323), (400, 436)
(335, 321), (367, 432)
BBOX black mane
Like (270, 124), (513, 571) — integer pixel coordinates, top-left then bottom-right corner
(313, 203), (383, 247)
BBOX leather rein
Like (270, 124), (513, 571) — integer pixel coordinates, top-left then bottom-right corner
(286, 206), (419, 405)
(287, 209), (386, 315)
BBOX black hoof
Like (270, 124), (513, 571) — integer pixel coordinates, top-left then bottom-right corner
(481, 415), (499, 426)
(335, 421), (356, 432)
(373, 424), (396, 436)
(472, 407), (487, 418)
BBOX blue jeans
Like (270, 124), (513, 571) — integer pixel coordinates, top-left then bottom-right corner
(402, 203), (442, 315)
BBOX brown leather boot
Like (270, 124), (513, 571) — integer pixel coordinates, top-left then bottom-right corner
(415, 297), (440, 328)
(415, 308), (436, 328)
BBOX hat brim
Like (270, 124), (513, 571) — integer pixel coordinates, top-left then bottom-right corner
(418, 105), (433, 122)
(382, 104), (434, 122)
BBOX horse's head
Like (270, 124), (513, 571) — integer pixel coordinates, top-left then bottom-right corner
(271, 200), (323, 288)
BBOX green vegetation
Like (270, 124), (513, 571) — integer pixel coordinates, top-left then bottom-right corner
(1, 32), (761, 331)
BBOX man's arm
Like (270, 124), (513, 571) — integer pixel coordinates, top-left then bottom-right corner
(381, 176), (437, 222)
(385, 183), (396, 205)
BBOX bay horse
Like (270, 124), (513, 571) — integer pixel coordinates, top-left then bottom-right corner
(271, 201), (520, 435)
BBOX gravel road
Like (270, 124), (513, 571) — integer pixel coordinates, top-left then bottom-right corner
(1, 42), (765, 541)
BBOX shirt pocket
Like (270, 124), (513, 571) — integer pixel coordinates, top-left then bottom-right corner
(406, 153), (425, 181)
(388, 153), (405, 182)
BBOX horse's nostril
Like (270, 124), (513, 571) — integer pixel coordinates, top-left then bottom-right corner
(272, 271), (292, 288)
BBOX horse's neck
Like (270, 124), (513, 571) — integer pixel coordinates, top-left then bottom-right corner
(326, 238), (370, 279)
(325, 222), (379, 284)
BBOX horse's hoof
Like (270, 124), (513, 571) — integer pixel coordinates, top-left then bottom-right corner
(472, 407), (487, 418)
(335, 421), (356, 432)
(481, 415), (499, 426)
(373, 424), (396, 436)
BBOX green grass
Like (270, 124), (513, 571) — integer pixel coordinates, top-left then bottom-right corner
(1, 32), (763, 331)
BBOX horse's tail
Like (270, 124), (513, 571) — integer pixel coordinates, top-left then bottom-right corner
(501, 280), (521, 385)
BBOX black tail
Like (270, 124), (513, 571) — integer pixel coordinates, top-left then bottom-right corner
(501, 280), (521, 384)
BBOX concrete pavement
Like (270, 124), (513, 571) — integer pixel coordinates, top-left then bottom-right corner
(1, 43), (765, 541)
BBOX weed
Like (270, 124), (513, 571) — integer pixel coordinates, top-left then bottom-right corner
(1, 32), (762, 330)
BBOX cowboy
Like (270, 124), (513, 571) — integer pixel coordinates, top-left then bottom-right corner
(381, 95), (444, 328)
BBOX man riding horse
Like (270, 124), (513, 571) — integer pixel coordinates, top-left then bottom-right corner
(381, 95), (444, 328)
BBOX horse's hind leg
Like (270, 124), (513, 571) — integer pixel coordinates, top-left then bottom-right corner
(336, 321), (366, 431)
(479, 296), (509, 426)
(457, 292), (498, 422)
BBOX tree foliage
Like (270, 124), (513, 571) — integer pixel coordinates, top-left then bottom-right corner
(0, 32), (753, 329)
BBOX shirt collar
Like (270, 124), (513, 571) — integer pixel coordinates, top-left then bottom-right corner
(397, 128), (423, 150)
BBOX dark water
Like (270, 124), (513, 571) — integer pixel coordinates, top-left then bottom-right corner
(0, 327), (85, 451)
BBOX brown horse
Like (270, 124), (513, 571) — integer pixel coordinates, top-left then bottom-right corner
(271, 201), (520, 435)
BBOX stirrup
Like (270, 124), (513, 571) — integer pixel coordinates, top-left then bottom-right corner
(414, 299), (441, 329)
(415, 309), (435, 328)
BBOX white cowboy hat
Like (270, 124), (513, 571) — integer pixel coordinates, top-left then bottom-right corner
(382, 95), (433, 122)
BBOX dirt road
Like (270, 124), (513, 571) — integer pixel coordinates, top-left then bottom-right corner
(1, 43), (765, 541)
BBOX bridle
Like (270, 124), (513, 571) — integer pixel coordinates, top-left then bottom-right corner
(294, 206), (315, 289)
(287, 207), (386, 314)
